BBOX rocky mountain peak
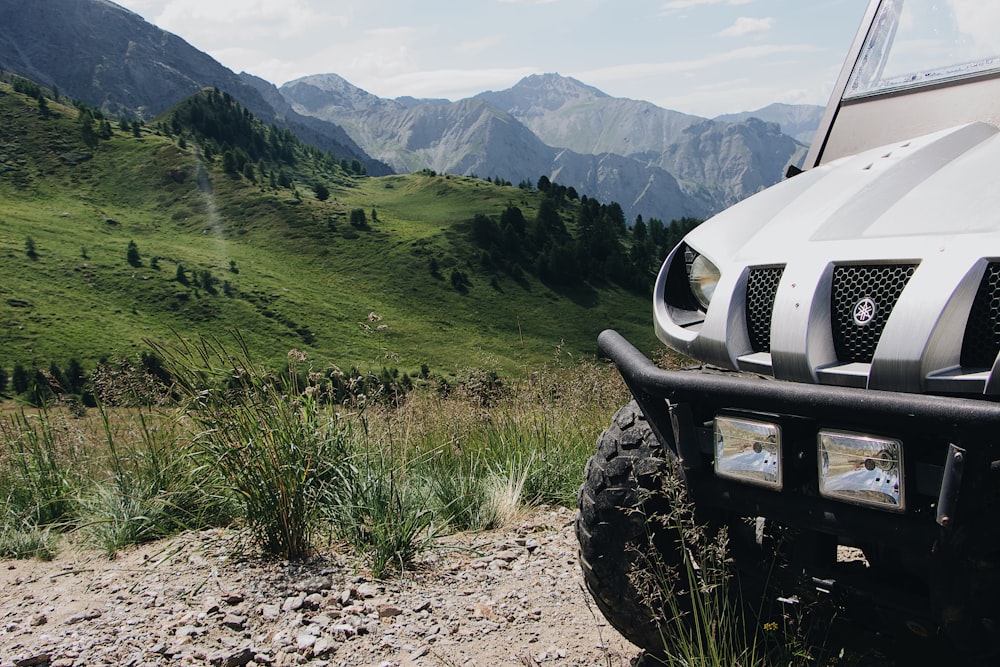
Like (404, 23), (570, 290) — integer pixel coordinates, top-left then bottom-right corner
(478, 73), (607, 116)
(281, 73), (391, 115)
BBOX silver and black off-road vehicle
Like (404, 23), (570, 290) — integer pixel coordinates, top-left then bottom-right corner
(578, 0), (1000, 661)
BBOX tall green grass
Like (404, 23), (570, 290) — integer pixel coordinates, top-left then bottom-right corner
(0, 340), (631, 573)
(327, 444), (435, 578)
(77, 407), (227, 556)
(1, 409), (75, 528)
(151, 334), (351, 561)
(630, 460), (847, 666)
(631, 464), (763, 667)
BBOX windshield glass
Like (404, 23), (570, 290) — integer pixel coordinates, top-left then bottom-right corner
(846, 0), (1000, 98)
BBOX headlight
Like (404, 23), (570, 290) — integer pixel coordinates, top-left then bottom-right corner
(818, 430), (904, 511)
(714, 416), (782, 489)
(688, 253), (721, 309)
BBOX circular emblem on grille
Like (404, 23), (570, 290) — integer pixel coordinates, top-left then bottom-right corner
(853, 297), (877, 326)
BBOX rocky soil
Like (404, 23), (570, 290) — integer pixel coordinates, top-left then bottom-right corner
(0, 507), (643, 667)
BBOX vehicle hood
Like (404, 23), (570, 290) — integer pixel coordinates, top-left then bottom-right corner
(655, 121), (1000, 395)
(685, 121), (1000, 267)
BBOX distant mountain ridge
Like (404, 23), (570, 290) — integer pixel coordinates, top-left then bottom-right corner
(0, 0), (822, 223)
(714, 102), (825, 144)
(0, 0), (391, 175)
(282, 72), (811, 222)
(477, 74), (703, 157)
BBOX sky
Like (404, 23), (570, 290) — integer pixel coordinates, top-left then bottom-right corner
(110, 0), (872, 118)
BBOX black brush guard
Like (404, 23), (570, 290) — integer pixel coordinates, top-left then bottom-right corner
(599, 328), (1000, 636)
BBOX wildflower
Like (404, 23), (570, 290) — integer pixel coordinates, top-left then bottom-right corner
(763, 621), (779, 632)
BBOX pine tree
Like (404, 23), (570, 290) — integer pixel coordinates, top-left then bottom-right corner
(12, 364), (29, 394)
(127, 240), (141, 267)
(66, 358), (85, 394)
(313, 182), (330, 201)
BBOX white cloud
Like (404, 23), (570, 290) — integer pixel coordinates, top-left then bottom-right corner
(717, 16), (774, 37)
(576, 43), (818, 82)
(662, 0), (751, 10)
(456, 35), (506, 55)
(153, 0), (343, 44)
(375, 67), (540, 100)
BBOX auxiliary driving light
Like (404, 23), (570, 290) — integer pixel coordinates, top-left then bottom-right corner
(818, 430), (904, 511)
(713, 416), (782, 489)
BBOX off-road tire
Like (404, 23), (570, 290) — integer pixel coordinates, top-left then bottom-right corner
(576, 401), (675, 654)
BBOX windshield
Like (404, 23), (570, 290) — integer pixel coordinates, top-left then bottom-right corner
(846, 0), (1000, 98)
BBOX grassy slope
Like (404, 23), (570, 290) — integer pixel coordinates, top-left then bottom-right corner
(0, 84), (661, 377)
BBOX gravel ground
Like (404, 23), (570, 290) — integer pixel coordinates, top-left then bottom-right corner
(0, 507), (644, 667)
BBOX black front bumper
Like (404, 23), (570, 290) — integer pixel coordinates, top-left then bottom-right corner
(598, 329), (1000, 547)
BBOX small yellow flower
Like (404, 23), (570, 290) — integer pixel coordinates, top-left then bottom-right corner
(763, 621), (779, 632)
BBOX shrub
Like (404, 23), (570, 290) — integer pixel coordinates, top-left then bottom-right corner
(313, 181), (330, 201)
(152, 334), (350, 560)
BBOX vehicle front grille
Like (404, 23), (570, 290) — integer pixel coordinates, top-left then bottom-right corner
(961, 262), (1000, 369)
(746, 267), (784, 353)
(831, 264), (916, 363)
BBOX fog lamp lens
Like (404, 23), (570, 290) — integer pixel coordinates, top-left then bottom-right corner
(818, 431), (903, 511)
(714, 416), (782, 489)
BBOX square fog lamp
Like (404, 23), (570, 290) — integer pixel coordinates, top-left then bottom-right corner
(818, 431), (903, 511)
(714, 416), (782, 489)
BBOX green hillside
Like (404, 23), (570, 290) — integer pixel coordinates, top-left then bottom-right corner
(0, 79), (668, 383)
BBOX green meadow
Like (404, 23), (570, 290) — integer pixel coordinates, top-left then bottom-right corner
(0, 78), (661, 382)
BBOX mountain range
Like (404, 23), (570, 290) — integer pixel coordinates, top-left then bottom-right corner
(0, 0), (823, 223)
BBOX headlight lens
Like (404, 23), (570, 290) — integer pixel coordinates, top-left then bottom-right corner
(689, 253), (721, 309)
(818, 430), (904, 511)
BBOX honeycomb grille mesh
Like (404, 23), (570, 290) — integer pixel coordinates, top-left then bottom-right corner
(831, 264), (916, 363)
(746, 267), (784, 353)
(961, 262), (1000, 369)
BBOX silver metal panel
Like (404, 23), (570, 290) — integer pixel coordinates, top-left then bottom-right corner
(652, 123), (1000, 396)
(823, 77), (1000, 164)
(926, 368), (989, 394)
(736, 352), (774, 375)
(816, 363), (871, 389)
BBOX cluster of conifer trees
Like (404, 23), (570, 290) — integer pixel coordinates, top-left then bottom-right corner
(166, 89), (365, 187)
(470, 175), (700, 292)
